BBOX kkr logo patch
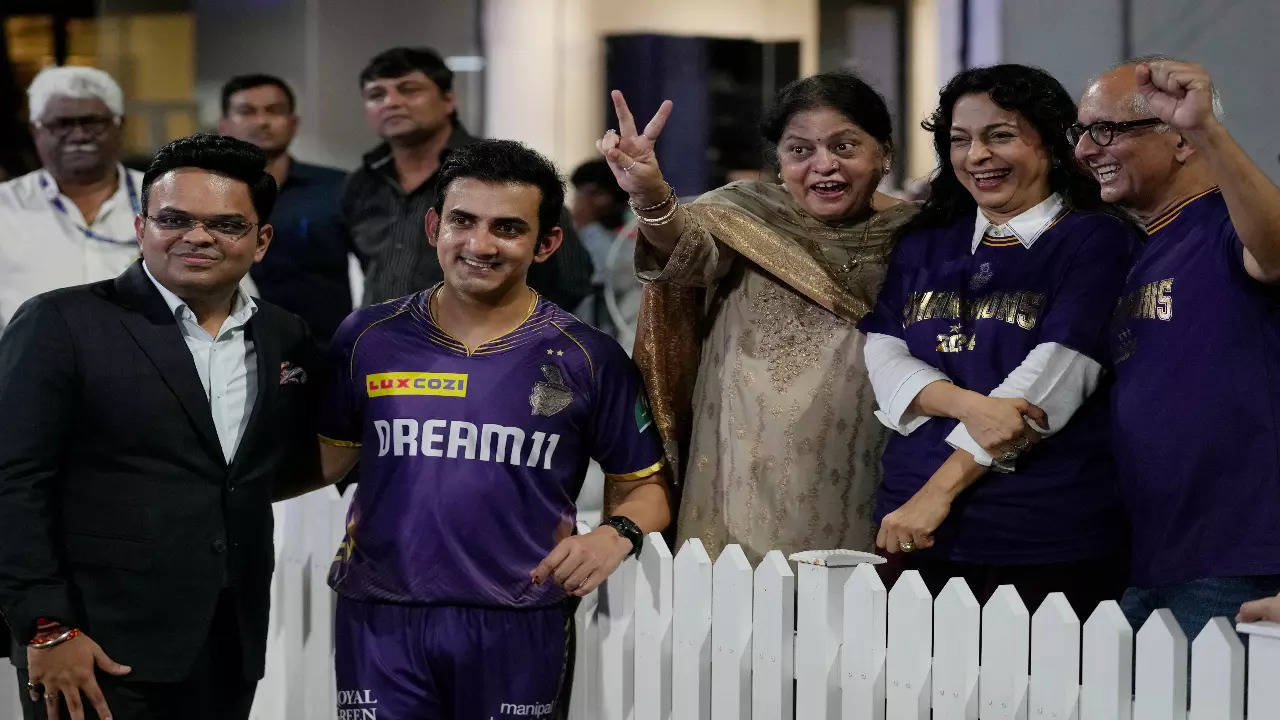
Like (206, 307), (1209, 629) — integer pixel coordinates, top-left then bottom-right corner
(366, 372), (468, 398)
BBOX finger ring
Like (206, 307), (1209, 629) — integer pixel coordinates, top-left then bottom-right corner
(622, 161), (636, 172)
(899, 540), (915, 552)
(25, 681), (41, 693)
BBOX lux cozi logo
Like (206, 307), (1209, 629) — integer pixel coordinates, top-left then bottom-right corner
(366, 372), (468, 398)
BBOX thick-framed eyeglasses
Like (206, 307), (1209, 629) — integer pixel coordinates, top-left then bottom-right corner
(33, 114), (122, 138)
(145, 214), (258, 241)
(1066, 118), (1164, 147)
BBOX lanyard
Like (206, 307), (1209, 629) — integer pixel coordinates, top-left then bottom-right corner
(39, 169), (141, 246)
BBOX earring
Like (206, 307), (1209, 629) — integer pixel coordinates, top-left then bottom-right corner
(777, 171), (783, 181)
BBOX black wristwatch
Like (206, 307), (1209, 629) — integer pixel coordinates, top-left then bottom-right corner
(602, 515), (643, 558)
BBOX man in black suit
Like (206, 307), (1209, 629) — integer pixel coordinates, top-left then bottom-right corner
(0, 134), (323, 720)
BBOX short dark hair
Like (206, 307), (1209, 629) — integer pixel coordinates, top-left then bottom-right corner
(762, 71), (894, 152)
(434, 139), (565, 238)
(220, 73), (295, 116)
(141, 134), (277, 221)
(570, 159), (628, 204)
(904, 63), (1109, 235)
(359, 47), (453, 93)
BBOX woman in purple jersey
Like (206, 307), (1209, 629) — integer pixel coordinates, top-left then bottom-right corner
(860, 64), (1143, 615)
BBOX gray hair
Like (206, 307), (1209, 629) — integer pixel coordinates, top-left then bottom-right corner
(1096, 54), (1225, 121)
(27, 66), (124, 121)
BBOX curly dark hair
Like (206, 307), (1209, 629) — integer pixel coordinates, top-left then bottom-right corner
(903, 64), (1108, 235)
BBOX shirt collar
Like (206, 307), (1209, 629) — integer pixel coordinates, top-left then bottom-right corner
(141, 260), (258, 329)
(38, 163), (132, 206)
(970, 193), (1065, 253)
(362, 122), (477, 172)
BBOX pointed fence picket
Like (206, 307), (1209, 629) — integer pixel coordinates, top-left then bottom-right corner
(841, 563), (887, 720)
(634, 533), (673, 720)
(886, 570), (932, 720)
(933, 578), (980, 720)
(243, 517), (1280, 720)
(980, 585), (1029, 720)
(1081, 601), (1133, 720)
(1030, 593), (1080, 720)
(752, 551), (794, 720)
(1135, 609), (1188, 720)
(671, 538), (714, 719)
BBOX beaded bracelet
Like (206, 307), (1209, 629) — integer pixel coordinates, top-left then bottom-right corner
(29, 627), (79, 649)
(628, 184), (675, 213)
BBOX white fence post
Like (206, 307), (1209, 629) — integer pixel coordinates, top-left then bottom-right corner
(711, 545), (752, 720)
(672, 539), (713, 720)
(1189, 617), (1243, 720)
(1080, 601), (1132, 720)
(568, 584), (602, 720)
(1238, 621), (1280, 719)
(1134, 609), (1187, 720)
(979, 585), (1029, 720)
(841, 563), (887, 720)
(634, 533), (673, 720)
(933, 578), (980, 720)
(886, 570), (932, 720)
(752, 551), (794, 720)
(1030, 593), (1080, 720)
(796, 558), (856, 720)
(303, 488), (342, 720)
(600, 555), (638, 720)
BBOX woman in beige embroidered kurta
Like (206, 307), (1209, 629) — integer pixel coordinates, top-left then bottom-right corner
(637, 184), (913, 563)
(595, 72), (915, 563)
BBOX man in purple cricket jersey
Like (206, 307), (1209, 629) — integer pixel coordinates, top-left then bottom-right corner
(1074, 58), (1280, 638)
(316, 139), (671, 719)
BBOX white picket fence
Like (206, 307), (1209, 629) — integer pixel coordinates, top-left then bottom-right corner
(10, 489), (1267, 719)
(568, 534), (1280, 720)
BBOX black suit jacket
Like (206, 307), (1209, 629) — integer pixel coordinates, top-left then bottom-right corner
(0, 261), (321, 682)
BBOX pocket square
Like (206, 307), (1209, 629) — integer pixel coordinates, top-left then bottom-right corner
(280, 361), (308, 386)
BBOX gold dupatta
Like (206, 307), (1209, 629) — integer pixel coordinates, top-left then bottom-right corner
(633, 180), (916, 484)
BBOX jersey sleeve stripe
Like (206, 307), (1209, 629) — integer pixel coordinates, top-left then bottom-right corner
(604, 458), (666, 482)
(550, 321), (595, 381)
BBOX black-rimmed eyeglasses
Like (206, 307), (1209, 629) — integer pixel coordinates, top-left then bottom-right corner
(33, 115), (121, 138)
(1066, 118), (1164, 147)
(145, 214), (258, 241)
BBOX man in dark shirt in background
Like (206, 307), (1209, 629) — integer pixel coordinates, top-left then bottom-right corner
(219, 74), (351, 344)
(343, 47), (593, 308)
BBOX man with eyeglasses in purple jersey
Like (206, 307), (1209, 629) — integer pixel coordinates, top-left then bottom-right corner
(317, 139), (671, 720)
(1074, 58), (1280, 638)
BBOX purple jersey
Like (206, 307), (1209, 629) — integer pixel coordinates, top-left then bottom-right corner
(1111, 188), (1280, 587)
(860, 210), (1141, 564)
(319, 289), (664, 607)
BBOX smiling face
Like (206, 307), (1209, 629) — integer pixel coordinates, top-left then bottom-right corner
(1075, 69), (1182, 220)
(136, 168), (271, 300)
(32, 95), (123, 184)
(948, 92), (1052, 223)
(776, 105), (888, 222)
(426, 177), (562, 304)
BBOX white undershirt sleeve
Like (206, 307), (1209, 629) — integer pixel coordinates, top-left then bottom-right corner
(864, 332), (951, 436)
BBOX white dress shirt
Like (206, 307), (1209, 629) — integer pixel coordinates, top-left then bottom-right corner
(143, 261), (258, 463)
(0, 165), (144, 328)
(865, 193), (1104, 467)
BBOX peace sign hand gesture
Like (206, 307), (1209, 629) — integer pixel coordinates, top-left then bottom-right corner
(595, 90), (673, 205)
(1136, 61), (1219, 135)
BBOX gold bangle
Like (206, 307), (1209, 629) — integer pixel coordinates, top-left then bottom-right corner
(628, 184), (674, 212)
(636, 200), (680, 227)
